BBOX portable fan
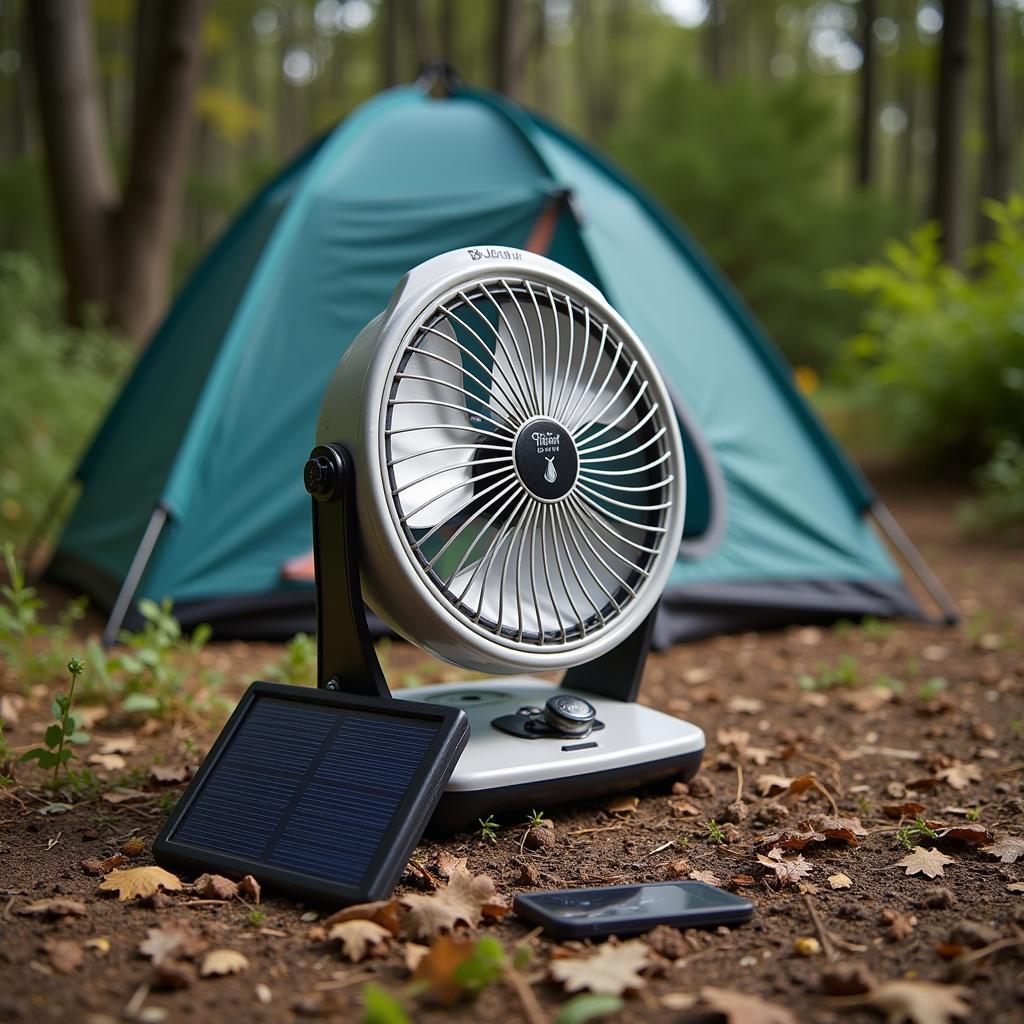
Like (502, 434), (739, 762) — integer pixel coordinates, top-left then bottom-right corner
(305, 247), (705, 830)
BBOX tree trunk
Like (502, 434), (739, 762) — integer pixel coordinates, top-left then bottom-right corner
(494, 0), (526, 99)
(931, 0), (971, 268)
(856, 0), (876, 187)
(440, 0), (458, 66)
(705, 0), (726, 82)
(27, 0), (118, 322)
(382, 0), (401, 88)
(111, 0), (205, 341)
(982, 0), (1012, 207)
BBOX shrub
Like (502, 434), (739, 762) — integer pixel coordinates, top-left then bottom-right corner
(829, 197), (1024, 473)
(0, 252), (131, 546)
(959, 434), (1024, 542)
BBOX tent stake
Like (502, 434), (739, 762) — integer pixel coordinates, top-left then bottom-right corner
(870, 501), (959, 626)
(101, 506), (168, 647)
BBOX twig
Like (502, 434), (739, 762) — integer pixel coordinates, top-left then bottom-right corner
(505, 964), (548, 1024)
(810, 778), (840, 816)
(829, 933), (869, 954)
(314, 971), (375, 992)
(636, 840), (675, 864)
(802, 893), (836, 961)
(735, 762), (744, 804)
(568, 823), (622, 836)
(955, 936), (1024, 964)
(123, 982), (149, 1021)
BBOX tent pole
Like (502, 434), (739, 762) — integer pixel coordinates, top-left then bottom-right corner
(101, 506), (169, 647)
(870, 501), (959, 626)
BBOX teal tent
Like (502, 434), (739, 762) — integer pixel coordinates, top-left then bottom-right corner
(46, 72), (953, 644)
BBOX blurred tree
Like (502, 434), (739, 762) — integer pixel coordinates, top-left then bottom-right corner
(931, 0), (971, 268)
(705, 0), (727, 81)
(857, 0), (876, 187)
(982, 0), (1012, 210)
(382, 0), (400, 87)
(28, 0), (205, 344)
(494, 0), (528, 99)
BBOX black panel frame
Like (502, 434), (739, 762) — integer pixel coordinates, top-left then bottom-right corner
(154, 681), (468, 906)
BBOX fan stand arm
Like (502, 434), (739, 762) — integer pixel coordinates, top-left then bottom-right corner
(560, 605), (658, 703)
(305, 444), (390, 698)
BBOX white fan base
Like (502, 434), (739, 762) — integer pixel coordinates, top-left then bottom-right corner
(401, 677), (706, 832)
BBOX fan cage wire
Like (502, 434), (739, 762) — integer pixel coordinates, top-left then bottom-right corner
(382, 276), (676, 648)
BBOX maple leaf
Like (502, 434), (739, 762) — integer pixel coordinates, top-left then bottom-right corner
(802, 815), (868, 845)
(15, 898), (88, 917)
(194, 873), (238, 900)
(327, 920), (393, 962)
(88, 752), (126, 771)
(435, 851), (468, 878)
(199, 949), (249, 977)
(895, 847), (955, 879)
(700, 986), (798, 1024)
(98, 735), (139, 755)
(138, 920), (207, 964)
(239, 875), (261, 903)
(865, 980), (970, 1024)
(933, 824), (992, 847)
(688, 869), (721, 886)
(756, 851), (812, 885)
(98, 865), (183, 901)
(325, 899), (401, 935)
(936, 763), (982, 791)
(549, 940), (650, 995)
(881, 908), (917, 941)
(756, 774), (794, 797)
(41, 939), (84, 974)
(828, 872), (853, 890)
(150, 763), (192, 783)
(400, 865), (508, 940)
(980, 835), (1024, 864)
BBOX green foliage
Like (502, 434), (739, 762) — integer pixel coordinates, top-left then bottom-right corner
(915, 677), (948, 702)
(0, 253), (130, 545)
(798, 655), (862, 691)
(263, 632), (316, 685)
(555, 994), (626, 1024)
(959, 434), (1024, 542)
(247, 909), (266, 926)
(830, 197), (1024, 479)
(20, 657), (90, 790)
(0, 718), (14, 787)
(895, 815), (939, 851)
(612, 72), (907, 369)
(361, 982), (411, 1024)
(478, 814), (500, 843)
(452, 935), (506, 997)
(525, 808), (547, 829)
(704, 818), (726, 844)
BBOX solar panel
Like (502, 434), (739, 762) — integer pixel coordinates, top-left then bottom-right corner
(154, 682), (468, 906)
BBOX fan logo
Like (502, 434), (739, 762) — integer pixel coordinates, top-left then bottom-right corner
(467, 247), (522, 262)
(531, 430), (561, 455)
(544, 457), (557, 483)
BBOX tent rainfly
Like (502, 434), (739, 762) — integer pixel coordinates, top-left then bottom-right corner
(43, 70), (957, 646)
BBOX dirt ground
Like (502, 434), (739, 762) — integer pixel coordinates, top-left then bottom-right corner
(1, 481), (1022, 1023)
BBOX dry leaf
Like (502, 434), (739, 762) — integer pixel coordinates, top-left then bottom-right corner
(194, 873), (238, 900)
(802, 815), (867, 845)
(98, 865), (183, 901)
(727, 696), (763, 714)
(700, 986), (798, 1024)
(688, 869), (721, 886)
(240, 875), (261, 904)
(436, 851), (468, 878)
(98, 735), (139, 755)
(828, 872), (853, 890)
(400, 865), (507, 940)
(405, 942), (430, 973)
(895, 847), (955, 879)
(15, 898), (87, 918)
(757, 852), (812, 885)
(87, 752), (126, 771)
(199, 949), (249, 977)
(327, 920), (393, 962)
(41, 939), (83, 974)
(666, 857), (690, 879)
(936, 763), (982, 791)
(755, 828), (825, 853)
(325, 899), (401, 934)
(549, 940), (650, 995)
(883, 802), (927, 820)
(1006, 882), (1024, 893)
(669, 797), (701, 817)
(756, 774), (794, 797)
(150, 763), (192, 784)
(81, 854), (128, 876)
(607, 794), (639, 815)
(121, 836), (146, 857)
(865, 980), (970, 1024)
(932, 824), (992, 847)
(717, 728), (772, 766)
(881, 908), (917, 941)
(980, 835), (1024, 864)
(139, 920), (207, 964)
(84, 937), (110, 954)
(410, 935), (485, 1005)
(101, 789), (147, 805)
(0, 693), (25, 724)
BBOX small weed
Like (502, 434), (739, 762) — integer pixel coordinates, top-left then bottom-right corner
(965, 806), (981, 822)
(450, 934), (506, 996)
(874, 674), (905, 693)
(478, 814), (500, 843)
(798, 655), (862, 691)
(91, 809), (121, 830)
(362, 982), (411, 1024)
(158, 791), (179, 815)
(895, 815), (939, 851)
(861, 617), (894, 642)
(704, 818), (726, 844)
(525, 809), (546, 829)
(20, 657), (90, 791)
(915, 677), (948, 701)
(264, 632), (316, 686)
(1009, 720), (1022, 738)
(0, 719), (14, 786)
(248, 910), (267, 926)
(856, 794), (872, 817)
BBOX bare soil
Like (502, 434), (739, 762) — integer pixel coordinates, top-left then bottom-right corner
(1, 482), (1022, 1023)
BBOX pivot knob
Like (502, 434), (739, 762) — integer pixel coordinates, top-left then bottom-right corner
(543, 694), (596, 737)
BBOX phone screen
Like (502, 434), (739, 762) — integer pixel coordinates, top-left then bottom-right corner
(527, 881), (746, 920)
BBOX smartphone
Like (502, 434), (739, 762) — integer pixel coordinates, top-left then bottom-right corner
(513, 880), (754, 939)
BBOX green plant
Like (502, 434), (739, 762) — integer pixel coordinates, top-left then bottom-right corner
(450, 935), (506, 997)
(895, 815), (939, 851)
(861, 617), (894, 642)
(830, 197), (1024, 479)
(19, 657), (89, 789)
(704, 818), (726, 844)
(525, 808), (546, 829)
(0, 718), (14, 786)
(478, 814), (500, 843)
(965, 806), (981, 822)
(555, 994), (626, 1024)
(361, 982), (411, 1024)
(264, 632), (316, 686)
(959, 434), (1024, 542)
(798, 655), (862, 691)
(856, 794), (872, 817)
(915, 677), (948, 702)
(248, 910), (266, 926)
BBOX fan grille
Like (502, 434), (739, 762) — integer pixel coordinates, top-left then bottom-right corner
(382, 276), (676, 650)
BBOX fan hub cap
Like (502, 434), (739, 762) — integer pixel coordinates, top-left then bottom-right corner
(512, 417), (579, 502)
